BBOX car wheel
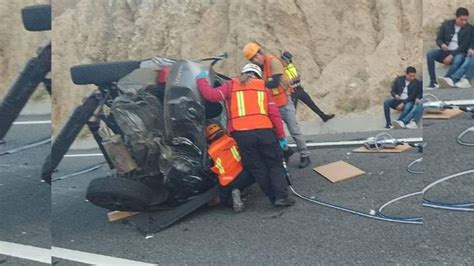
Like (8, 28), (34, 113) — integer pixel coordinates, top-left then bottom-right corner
(86, 177), (153, 212)
(71, 61), (141, 85)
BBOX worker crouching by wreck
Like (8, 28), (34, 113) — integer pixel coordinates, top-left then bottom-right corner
(196, 63), (295, 207)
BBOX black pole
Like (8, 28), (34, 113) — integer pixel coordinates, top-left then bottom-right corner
(48, 92), (101, 177)
(86, 119), (115, 170)
(0, 41), (51, 140)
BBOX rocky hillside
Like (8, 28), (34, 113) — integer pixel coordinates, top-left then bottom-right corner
(0, 0), (49, 99)
(52, 0), (423, 133)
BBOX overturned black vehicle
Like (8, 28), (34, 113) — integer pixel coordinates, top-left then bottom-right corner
(44, 55), (230, 223)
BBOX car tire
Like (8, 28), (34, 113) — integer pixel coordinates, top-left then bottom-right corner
(86, 177), (153, 212)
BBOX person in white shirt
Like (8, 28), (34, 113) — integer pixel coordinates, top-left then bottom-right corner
(426, 7), (471, 89)
(383, 67), (423, 129)
(441, 28), (474, 88)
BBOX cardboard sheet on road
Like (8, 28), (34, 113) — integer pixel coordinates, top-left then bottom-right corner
(423, 109), (463, 119)
(352, 143), (412, 153)
(313, 161), (365, 183)
(108, 211), (140, 222)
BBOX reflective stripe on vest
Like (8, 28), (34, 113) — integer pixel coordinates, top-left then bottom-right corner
(262, 54), (289, 107)
(215, 157), (225, 174)
(229, 78), (273, 131)
(257, 91), (266, 115)
(208, 134), (244, 186)
(236, 91), (246, 116)
(230, 145), (241, 161)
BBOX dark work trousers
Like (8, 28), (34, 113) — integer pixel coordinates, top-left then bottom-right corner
(231, 129), (289, 202)
(291, 86), (326, 119)
(218, 170), (255, 206)
(383, 98), (414, 126)
(426, 48), (465, 82)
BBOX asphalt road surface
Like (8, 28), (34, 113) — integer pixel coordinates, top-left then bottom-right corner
(0, 114), (51, 265)
(421, 87), (474, 264)
(50, 129), (434, 264)
(2, 109), (473, 264)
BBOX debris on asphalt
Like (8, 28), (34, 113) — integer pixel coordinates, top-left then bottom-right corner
(263, 211), (286, 220)
(314, 160), (366, 183)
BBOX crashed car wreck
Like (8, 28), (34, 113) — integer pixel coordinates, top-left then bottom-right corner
(45, 54), (230, 231)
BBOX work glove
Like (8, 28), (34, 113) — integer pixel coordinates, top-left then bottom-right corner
(278, 138), (288, 150)
(196, 70), (207, 79)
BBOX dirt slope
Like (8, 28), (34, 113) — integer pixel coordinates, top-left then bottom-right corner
(0, 0), (49, 100)
(52, 0), (423, 133)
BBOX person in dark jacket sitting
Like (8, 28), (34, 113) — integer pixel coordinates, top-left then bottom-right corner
(444, 26), (474, 88)
(383, 67), (423, 129)
(427, 7), (471, 89)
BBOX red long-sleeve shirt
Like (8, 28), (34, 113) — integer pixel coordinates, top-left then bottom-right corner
(196, 78), (285, 139)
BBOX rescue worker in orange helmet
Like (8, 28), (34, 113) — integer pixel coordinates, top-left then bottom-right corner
(243, 42), (311, 169)
(206, 123), (254, 213)
(196, 64), (295, 207)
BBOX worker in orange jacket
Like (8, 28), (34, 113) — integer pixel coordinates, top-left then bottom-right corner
(243, 42), (311, 169)
(196, 63), (295, 207)
(206, 123), (254, 213)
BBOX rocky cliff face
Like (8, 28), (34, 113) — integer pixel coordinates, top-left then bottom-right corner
(51, 0), (423, 133)
(0, 0), (49, 99)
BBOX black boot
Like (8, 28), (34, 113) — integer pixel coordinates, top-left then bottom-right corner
(322, 113), (335, 122)
(273, 197), (295, 207)
(299, 157), (311, 169)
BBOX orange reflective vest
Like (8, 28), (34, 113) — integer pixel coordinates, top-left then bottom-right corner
(229, 78), (273, 131)
(208, 134), (243, 186)
(262, 54), (290, 107)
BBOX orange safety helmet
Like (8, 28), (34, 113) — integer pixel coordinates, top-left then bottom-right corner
(243, 42), (261, 60)
(206, 123), (224, 141)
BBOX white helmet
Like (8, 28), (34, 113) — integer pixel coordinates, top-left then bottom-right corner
(241, 63), (262, 78)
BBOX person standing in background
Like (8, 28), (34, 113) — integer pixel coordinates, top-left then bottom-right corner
(280, 51), (335, 123)
(243, 42), (311, 169)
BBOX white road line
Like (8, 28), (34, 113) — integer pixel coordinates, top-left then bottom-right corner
(12, 120), (51, 125)
(52, 246), (157, 265)
(0, 241), (157, 265)
(0, 241), (50, 264)
(445, 100), (474, 106)
(288, 137), (423, 148)
(64, 153), (104, 158)
(65, 138), (423, 156)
